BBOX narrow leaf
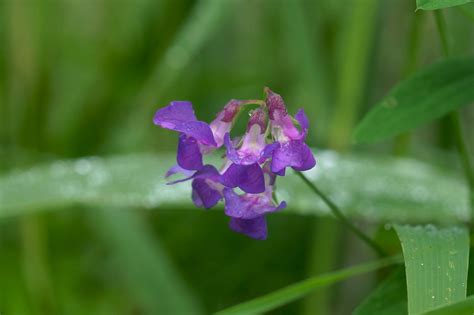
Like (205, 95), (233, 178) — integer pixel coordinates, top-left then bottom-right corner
(417, 0), (473, 10)
(421, 295), (474, 314)
(353, 268), (408, 315)
(395, 225), (470, 314)
(215, 256), (402, 315)
(354, 58), (474, 144)
(0, 152), (469, 223)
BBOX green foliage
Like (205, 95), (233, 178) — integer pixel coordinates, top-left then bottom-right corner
(89, 209), (203, 315)
(215, 256), (402, 315)
(421, 295), (474, 314)
(395, 225), (470, 314)
(1, 0), (474, 313)
(0, 152), (468, 223)
(353, 268), (408, 315)
(354, 58), (474, 144)
(416, 0), (473, 10)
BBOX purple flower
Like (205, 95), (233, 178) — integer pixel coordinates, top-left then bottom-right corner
(209, 99), (243, 148)
(154, 101), (217, 171)
(154, 100), (244, 170)
(224, 166), (286, 240)
(221, 108), (267, 194)
(168, 165), (224, 209)
(153, 88), (316, 240)
(264, 88), (316, 174)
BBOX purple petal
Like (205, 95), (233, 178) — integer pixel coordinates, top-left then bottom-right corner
(167, 164), (221, 185)
(295, 109), (309, 132)
(224, 133), (240, 164)
(192, 178), (222, 209)
(259, 142), (279, 164)
(264, 88), (288, 120)
(225, 132), (262, 165)
(165, 164), (194, 178)
(177, 134), (203, 170)
(153, 101), (197, 124)
(271, 140), (316, 173)
(217, 99), (242, 123)
(246, 107), (267, 132)
(221, 163), (265, 194)
(223, 188), (286, 219)
(154, 101), (216, 146)
(229, 217), (268, 240)
(274, 168), (286, 176)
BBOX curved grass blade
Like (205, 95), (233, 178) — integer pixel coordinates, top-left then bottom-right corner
(215, 256), (402, 315)
(395, 225), (469, 314)
(353, 268), (408, 315)
(89, 209), (204, 315)
(108, 0), (231, 151)
(354, 57), (474, 144)
(417, 0), (473, 10)
(0, 151), (469, 223)
(421, 295), (474, 314)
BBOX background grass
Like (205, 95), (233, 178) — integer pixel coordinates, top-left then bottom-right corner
(1, 0), (474, 314)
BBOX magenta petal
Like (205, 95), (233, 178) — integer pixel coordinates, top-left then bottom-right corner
(177, 134), (203, 170)
(192, 178), (222, 209)
(229, 217), (268, 240)
(224, 133), (240, 164)
(271, 140), (316, 173)
(153, 101), (197, 124)
(259, 142), (279, 164)
(167, 164), (221, 185)
(295, 109), (309, 132)
(223, 188), (286, 219)
(165, 164), (194, 178)
(154, 101), (216, 146)
(221, 163), (265, 194)
(225, 132), (261, 165)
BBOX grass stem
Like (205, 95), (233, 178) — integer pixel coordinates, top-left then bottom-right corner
(434, 10), (474, 217)
(296, 171), (388, 257)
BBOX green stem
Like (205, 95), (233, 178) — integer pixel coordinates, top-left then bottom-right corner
(393, 11), (425, 156)
(450, 112), (474, 212)
(434, 10), (474, 216)
(296, 171), (388, 257)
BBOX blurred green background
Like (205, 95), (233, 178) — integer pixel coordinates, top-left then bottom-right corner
(1, 0), (474, 314)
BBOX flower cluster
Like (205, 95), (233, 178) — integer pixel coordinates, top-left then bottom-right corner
(153, 88), (316, 240)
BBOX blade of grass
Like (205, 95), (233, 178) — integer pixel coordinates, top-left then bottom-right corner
(215, 255), (402, 315)
(279, 0), (329, 143)
(0, 151), (469, 223)
(395, 225), (470, 314)
(107, 0), (232, 152)
(353, 268), (408, 315)
(434, 9), (474, 219)
(88, 209), (204, 315)
(328, 0), (380, 150)
(421, 295), (474, 315)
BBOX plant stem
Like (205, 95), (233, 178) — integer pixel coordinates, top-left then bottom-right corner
(434, 10), (474, 216)
(450, 112), (474, 212)
(296, 171), (388, 257)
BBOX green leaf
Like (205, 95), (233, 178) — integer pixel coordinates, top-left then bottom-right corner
(0, 152), (469, 223)
(215, 256), (402, 315)
(394, 225), (470, 314)
(353, 268), (408, 315)
(354, 57), (474, 144)
(89, 209), (204, 315)
(416, 0), (473, 10)
(421, 295), (474, 314)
